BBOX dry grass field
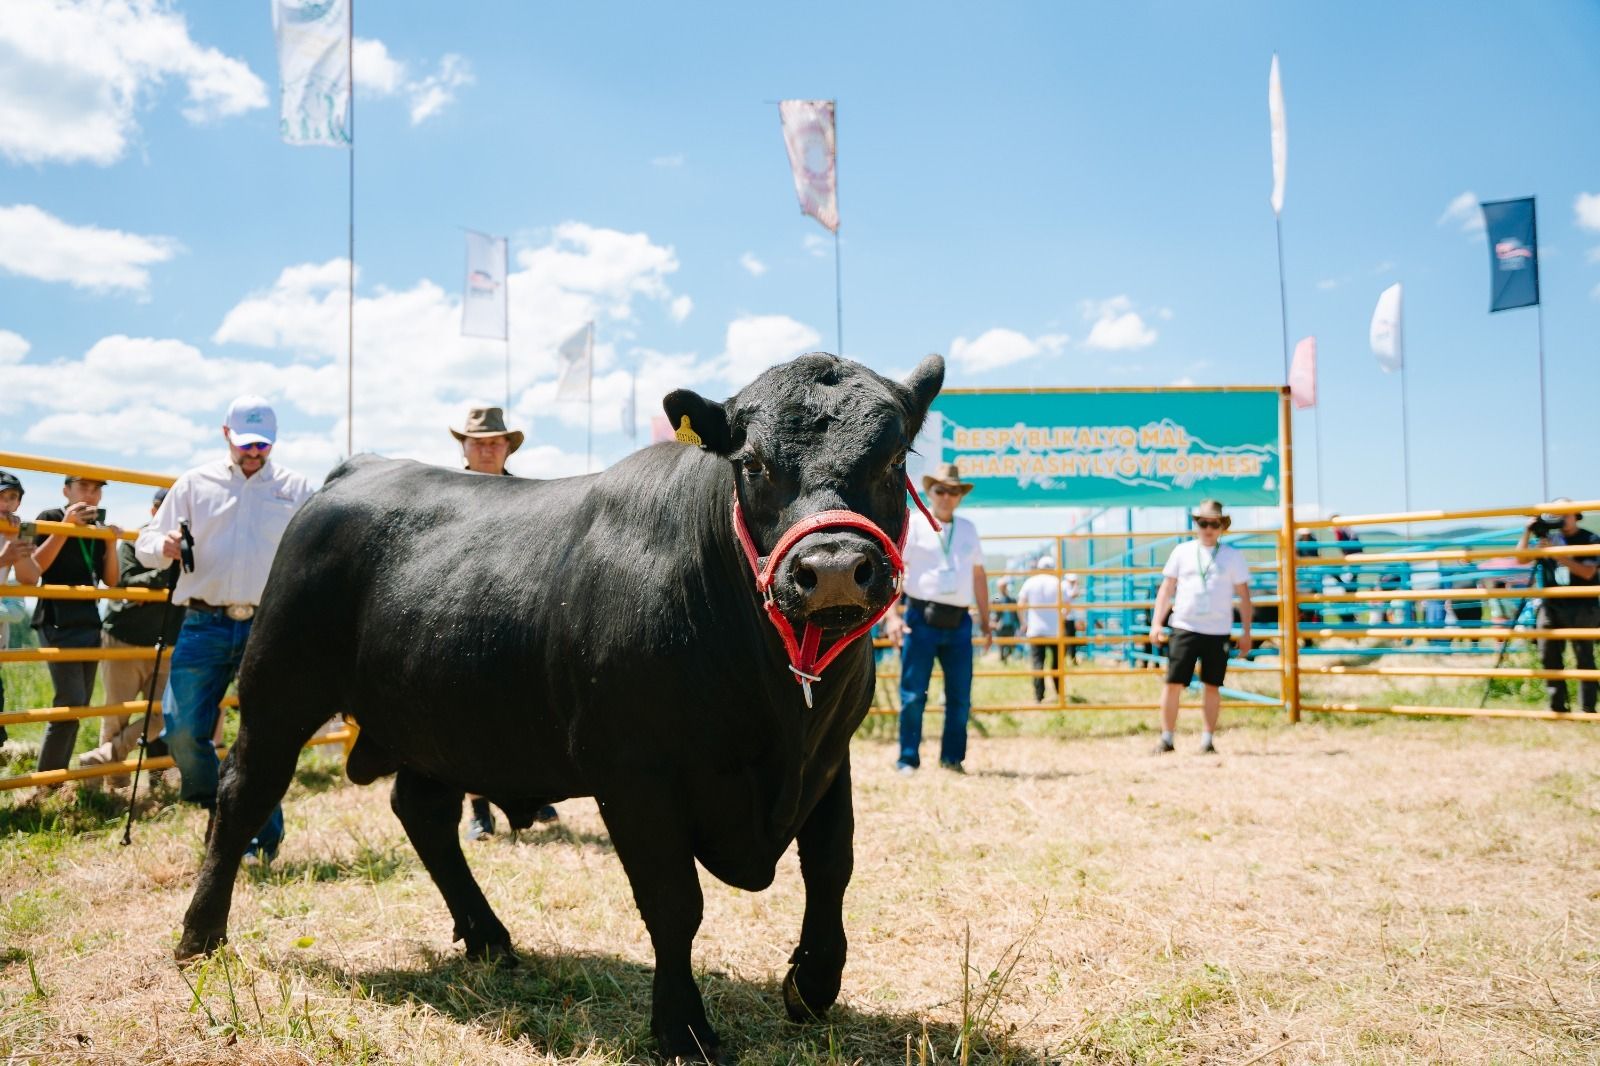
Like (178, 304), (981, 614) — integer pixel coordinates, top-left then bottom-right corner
(2, 692), (1599, 1064)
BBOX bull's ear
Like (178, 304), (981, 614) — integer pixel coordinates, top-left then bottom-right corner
(662, 389), (733, 454)
(901, 354), (945, 439)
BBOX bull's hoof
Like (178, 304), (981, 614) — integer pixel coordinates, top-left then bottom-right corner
(174, 928), (227, 963)
(463, 938), (519, 968)
(782, 962), (839, 1022)
(657, 1031), (725, 1064)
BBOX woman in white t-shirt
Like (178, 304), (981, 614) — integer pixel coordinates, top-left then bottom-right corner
(1149, 499), (1252, 754)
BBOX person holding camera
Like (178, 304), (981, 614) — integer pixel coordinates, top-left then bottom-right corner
(30, 475), (121, 774)
(135, 397), (313, 860)
(78, 486), (189, 788)
(1517, 500), (1600, 714)
(883, 462), (992, 774)
(1150, 499), (1252, 754)
(0, 471), (43, 746)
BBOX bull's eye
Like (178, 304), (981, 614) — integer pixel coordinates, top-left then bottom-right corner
(892, 449), (908, 469)
(741, 456), (765, 478)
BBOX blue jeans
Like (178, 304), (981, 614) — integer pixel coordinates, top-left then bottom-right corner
(897, 609), (974, 768)
(162, 611), (282, 855)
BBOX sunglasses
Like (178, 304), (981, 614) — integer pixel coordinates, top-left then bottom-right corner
(1194, 518), (1223, 530)
(235, 441), (272, 452)
(929, 486), (959, 497)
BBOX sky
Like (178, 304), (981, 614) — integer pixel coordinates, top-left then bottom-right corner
(2, 0), (1599, 536)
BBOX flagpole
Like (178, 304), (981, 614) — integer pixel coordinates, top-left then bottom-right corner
(832, 99), (843, 357)
(1536, 301), (1549, 501)
(1399, 358), (1412, 513)
(344, 0), (355, 458)
(1274, 215), (1289, 381)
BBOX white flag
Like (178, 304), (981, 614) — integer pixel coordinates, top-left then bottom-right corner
(1268, 54), (1287, 216)
(272, 0), (351, 147)
(778, 100), (839, 233)
(1369, 283), (1404, 373)
(556, 322), (593, 400)
(1289, 336), (1316, 409)
(461, 231), (508, 340)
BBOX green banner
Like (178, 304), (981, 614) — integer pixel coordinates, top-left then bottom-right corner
(916, 389), (1282, 508)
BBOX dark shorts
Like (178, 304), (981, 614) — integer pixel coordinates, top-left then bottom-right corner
(1165, 628), (1229, 687)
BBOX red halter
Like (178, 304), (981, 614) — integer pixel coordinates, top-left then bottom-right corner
(733, 474), (941, 707)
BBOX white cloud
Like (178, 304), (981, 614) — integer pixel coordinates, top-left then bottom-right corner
(1575, 193), (1600, 234)
(407, 54), (472, 125)
(718, 314), (821, 385)
(650, 153), (684, 168)
(1081, 296), (1158, 351)
(669, 295), (693, 323)
(25, 404), (211, 459)
(0, 203), (179, 292)
(0, 0), (266, 166)
(0, 329), (29, 364)
(352, 37), (406, 96)
(948, 328), (1068, 373)
(1437, 191), (1484, 235)
(1169, 375), (1196, 386)
(803, 234), (829, 258)
(739, 252), (768, 277)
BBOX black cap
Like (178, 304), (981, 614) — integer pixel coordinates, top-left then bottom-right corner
(64, 474), (107, 487)
(152, 487), (169, 507)
(0, 471), (21, 497)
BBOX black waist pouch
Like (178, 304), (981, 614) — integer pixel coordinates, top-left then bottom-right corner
(912, 598), (969, 629)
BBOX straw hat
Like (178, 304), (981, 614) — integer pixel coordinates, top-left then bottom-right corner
(920, 462), (975, 497)
(450, 406), (524, 454)
(1191, 498), (1232, 529)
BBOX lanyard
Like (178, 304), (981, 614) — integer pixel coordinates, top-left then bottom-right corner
(75, 536), (96, 577)
(1196, 544), (1216, 587)
(938, 522), (957, 565)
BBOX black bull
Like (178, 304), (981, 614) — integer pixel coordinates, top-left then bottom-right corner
(176, 353), (945, 1059)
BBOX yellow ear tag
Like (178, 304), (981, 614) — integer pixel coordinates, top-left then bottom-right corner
(674, 415), (703, 446)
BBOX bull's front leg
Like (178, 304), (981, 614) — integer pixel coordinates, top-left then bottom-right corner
(783, 756), (853, 1021)
(598, 786), (720, 1062)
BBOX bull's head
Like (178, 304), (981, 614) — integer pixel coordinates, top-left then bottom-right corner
(665, 352), (944, 635)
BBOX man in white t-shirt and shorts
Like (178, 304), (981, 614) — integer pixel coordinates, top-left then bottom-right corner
(1150, 499), (1252, 754)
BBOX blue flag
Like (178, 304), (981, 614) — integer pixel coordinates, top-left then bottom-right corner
(1480, 197), (1539, 312)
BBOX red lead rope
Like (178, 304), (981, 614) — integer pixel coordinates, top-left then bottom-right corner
(733, 474), (942, 707)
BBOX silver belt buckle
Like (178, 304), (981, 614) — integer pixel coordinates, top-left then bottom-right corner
(225, 604), (256, 621)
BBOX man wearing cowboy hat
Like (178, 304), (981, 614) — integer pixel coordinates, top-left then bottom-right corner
(452, 405), (526, 477)
(447, 405), (560, 836)
(1517, 499), (1600, 713)
(883, 462), (992, 774)
(1150, 499), (1252, 754)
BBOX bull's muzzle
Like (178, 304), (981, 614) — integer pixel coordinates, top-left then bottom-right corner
(779, 532), (892, 631)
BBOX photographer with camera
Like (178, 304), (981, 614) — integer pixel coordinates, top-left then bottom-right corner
(135, 397), (314, 861)
(30, 475), (121, 775)
(1517, 499), (1600, 713)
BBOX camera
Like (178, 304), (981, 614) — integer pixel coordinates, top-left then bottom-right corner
(1529, 517), (1556, 537)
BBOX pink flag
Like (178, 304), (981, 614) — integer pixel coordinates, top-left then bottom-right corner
(1289, 336), (1316, 409)
(650, 414), (675, 443)
(778, 100), (839, 232)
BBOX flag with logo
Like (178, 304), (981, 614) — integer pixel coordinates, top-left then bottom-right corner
(1480, 197), (1539, 312)
(778, 100), (839, 232)
(461, 231), (508, 339)
(556, 322), (593, 400)
(1268, 54), (1287, 216)
(272, 0), (352, 146)
(1369, 283), (1403, 373)
(1289, 336), (1316, 408)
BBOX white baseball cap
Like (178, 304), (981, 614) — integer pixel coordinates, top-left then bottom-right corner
(225, 395), (277, 446)
(1037, 555), (1055, 569)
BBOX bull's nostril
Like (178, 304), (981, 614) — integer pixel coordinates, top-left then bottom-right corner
(853, 559), (873, 587)
(795, 564), (818, 591)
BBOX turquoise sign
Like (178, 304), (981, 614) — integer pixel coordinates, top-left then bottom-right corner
(914, 389), (1283, 508)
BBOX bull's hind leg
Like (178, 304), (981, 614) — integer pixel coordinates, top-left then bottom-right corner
(784, 756), (853, 1021)
(390, 768), (515, 963)
(176, 715), (318, 960)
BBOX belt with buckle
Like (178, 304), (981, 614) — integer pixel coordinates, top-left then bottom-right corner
(188, 599), (256, 621)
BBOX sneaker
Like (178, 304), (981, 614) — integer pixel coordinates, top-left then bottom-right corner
(1199, 739), (1218, 755)
(1552, 705), (1572, 714)
(242, 841), (277, 867)
(895, 762), (917, 776)
(1153, 738), (1175, 754)
(938, 760), (965, 774)
(533, 805), (559, 824)
(465, 812), (495, 841)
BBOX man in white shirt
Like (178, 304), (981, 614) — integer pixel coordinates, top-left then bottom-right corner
(882, 463), (991, 774)
(1016, 555), (1071, 703)
(135, 397), (315, 860)
(1150, 499), (1252, 754)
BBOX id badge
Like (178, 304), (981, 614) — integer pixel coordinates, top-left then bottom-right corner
(935, 569), (960, 595)
(1555, 565), (1572, 587)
